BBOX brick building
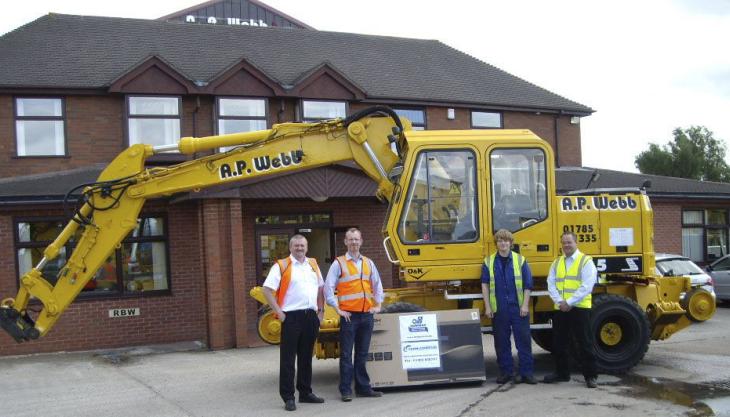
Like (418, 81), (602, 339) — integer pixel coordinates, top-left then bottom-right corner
(3, 1), (724, 356)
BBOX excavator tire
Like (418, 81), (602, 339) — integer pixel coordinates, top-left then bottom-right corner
(591, 294), (650, 374)
(380, 302), (426, 314)
(531, 329), (553, 353)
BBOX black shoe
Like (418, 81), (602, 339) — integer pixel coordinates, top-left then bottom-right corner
(341, 394), (352, 402)
(496, 374), (512, 384)
(284, 399), (296, 411)
(299, 393), (325, 403)
(521, 375), (538, 385)
(542, 373), (570, 383)
(356, 390), (383, 398)
(585, 377), (598, 388)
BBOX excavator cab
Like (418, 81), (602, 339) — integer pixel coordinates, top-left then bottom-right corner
(383, 131), (558, 284)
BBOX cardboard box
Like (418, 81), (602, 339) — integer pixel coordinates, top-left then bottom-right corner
(368, 309), (486, 388)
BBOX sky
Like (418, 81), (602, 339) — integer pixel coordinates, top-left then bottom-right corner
(2, 0), (729, 173)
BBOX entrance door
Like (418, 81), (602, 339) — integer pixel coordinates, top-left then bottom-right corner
(254, 213), (334, 284)
(257, 232), (291, 285)
(297, 227), (332, 276)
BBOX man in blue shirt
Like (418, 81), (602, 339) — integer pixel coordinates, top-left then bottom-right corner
(481, 229), (536, 384)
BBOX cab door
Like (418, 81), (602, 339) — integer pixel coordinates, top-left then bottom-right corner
(487, 146), (556, 276)
(386, 146), (484, 282)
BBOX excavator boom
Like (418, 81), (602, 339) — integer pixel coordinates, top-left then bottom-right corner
(0, 106), (407, 342)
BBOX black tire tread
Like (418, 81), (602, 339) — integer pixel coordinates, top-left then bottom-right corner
(592, 294), (651, 375)
(380, 302), (426, 313)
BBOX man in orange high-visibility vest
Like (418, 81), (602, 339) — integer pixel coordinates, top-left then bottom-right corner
(325, 227), (384, 402)
(263, 234), (325, 411)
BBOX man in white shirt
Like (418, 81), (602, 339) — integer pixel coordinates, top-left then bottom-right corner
(263, 234), (325, 411)
(543, 231), (599, 388)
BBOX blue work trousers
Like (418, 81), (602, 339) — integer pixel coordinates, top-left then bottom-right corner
(338, 312), (374, 395)
(493, 303), (533, 377)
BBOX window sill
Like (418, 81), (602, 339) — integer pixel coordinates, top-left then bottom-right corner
(26, 289), (173, 306)
(12, 155), (70, 159)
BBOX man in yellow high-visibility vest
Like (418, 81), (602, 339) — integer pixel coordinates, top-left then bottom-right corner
(543, 231), (599, 388)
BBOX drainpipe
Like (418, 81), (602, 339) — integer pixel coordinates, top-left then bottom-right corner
(278, 99), (286, 123)
(553, 112), (561, 168)
(193, 96), (200, 137)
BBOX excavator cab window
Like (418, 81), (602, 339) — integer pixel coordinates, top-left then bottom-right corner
(490, 148), (547, 233)
(398, 149), (478, 243)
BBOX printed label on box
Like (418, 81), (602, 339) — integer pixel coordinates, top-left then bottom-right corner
(401, 340), (441, 369)
(398, 313), (438, 342)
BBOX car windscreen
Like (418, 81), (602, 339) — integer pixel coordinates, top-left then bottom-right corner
(656, 258), (705, 276)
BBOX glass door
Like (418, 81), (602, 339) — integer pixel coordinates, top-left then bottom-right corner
(257, 232), (292, 285)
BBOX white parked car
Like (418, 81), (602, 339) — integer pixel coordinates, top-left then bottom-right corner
(654, 253), (716, 322)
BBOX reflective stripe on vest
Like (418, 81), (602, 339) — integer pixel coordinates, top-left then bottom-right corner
(275, 257), (321, 310)
(553, 253), (592, 309)
(335, 255), (374, 312)
(484, 251), (524, 313)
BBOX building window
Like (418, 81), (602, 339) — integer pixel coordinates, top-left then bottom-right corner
(471, 111), (502, 128)
(15, 98), (65, 156)
(127, 96), (181, 147)
(682, 209), (729, 262)
(217, 98), (267, 151)
(301, 100), (346, 122)
(15, 216), (170, 296)
(393, 108), (426, 130)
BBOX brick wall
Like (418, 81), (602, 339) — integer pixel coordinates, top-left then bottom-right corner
(504, 112), (582, 167)
(652, 201), (682, 255)
(0, 202), (208, 356)
(1, 94), (584, 178)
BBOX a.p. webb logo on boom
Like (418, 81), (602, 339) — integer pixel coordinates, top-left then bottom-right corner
(219, 150), (303, 180)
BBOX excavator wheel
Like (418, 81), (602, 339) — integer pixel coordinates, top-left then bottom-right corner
(380, 302), (426, 313)
(257, 308), (282, 345)
(681, 288), (717, 322)
(590, 294), (651, 374)
(531, 329), (553, 353)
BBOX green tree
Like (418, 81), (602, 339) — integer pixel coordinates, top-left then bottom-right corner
(635, 126), (730, 182)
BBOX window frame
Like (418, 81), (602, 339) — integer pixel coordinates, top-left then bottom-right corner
(13, 214), (172, 299)
(13, 96), (67, 157)
(470, 110), (503, 129)
(681, 208), (730, 263)
(489, 147), (549, 233)
(125, 95), (182, 148)
(300, 99), (348, 122)
(397, 148), (480, 245)
(214, 96), (269, 152)
(393, 107), (427, 130)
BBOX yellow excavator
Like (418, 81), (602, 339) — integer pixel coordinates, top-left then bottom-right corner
(1, 106), (697, 373)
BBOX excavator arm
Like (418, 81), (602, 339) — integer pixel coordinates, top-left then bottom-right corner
(0, 106), (408, 342)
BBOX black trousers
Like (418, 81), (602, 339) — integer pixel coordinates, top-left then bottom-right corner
(552, 306), (598, 378)
(279, 309), (320, 402)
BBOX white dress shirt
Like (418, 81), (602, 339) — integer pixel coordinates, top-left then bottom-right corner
(547, 249), (597, 307)
(263, 255), (323, 312)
